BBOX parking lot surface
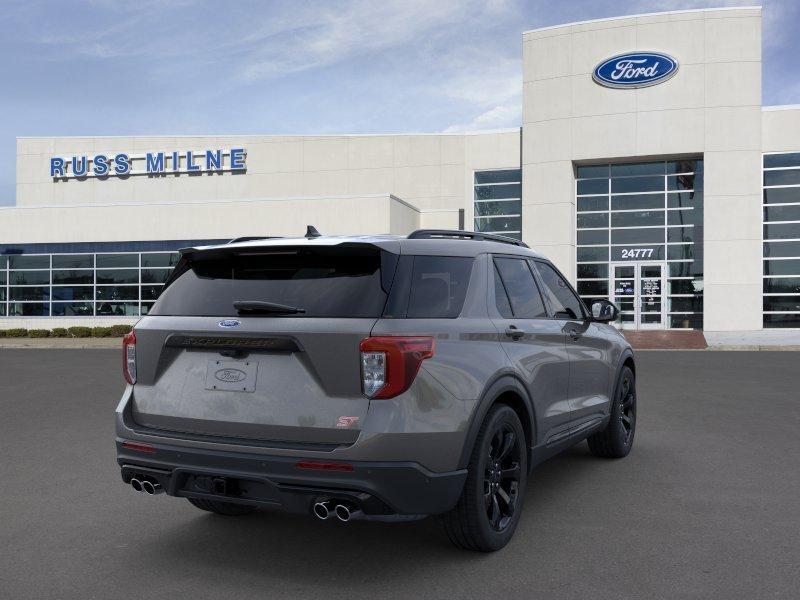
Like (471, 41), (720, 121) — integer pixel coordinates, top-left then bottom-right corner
(1, 350), (798, 599)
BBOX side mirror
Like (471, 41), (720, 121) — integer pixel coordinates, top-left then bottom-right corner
(590, 299), (619, 323)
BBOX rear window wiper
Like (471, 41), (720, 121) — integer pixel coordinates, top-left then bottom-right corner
(233, 301), (306, 315)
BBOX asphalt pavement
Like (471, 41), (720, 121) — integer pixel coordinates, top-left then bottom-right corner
(0, 349), (798, 599)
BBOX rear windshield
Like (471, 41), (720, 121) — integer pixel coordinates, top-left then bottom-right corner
(151, 246), (392, 318)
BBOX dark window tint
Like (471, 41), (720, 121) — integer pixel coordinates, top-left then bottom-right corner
(764, 205), (800, 223)
(96, 269), (138, 284)
(9, 255), (49, 269)
(577, 230), (608, 245)
(764, 241), (800, 258)
(764, 169), (800, 187)
(611, 176), (663, 194)
(667, 191), (702, 208)
(577, 179), (608, 195)
(141, 268), (172, 284)
(9, 271), (49, 285)
(52, 254), (93, 269)
(764, 314), (800, 328)
(668, 227), (695, 244)
(764, 223), (800, 240)
(493, 265), (513, 318)
(611, 162), (664, 176)
(52, 286), (93, 301)
(152, 247), (390, 318)
(577, 212), (608, 228)
(405, 256), (473, 318)
(96, 254), (138, 268)
(611, 210), (665, 227)
(52, 302), (94, 316)
(611, 228), (665, 244)
(763, 277), (800, 294)
(52, 270), (93, 284)
(764, 259), (800, 276)
(667, 160), (702, 174)
(577, 264), (608, 279)
(577, 196), (608, 212)
(667, 174), (699, 191)
(611, 194), (664, 210)
(96, 286), (138, 301)
(611, 246), (665, 261)
(576, 165), (608, 178)
(668, 209), (700, 225)
(577, 246), (609, 262)
(763, 296), (800, 312)
(763, 188), (800, 204)
(764, 153), (800, 168)
(474, 170), (521, 185)
(533, 261), (585, 320)
(667, 245), (694, 260)
(8, 302), (48, 316)
(141, 252), (179, 268)
(474, 184), (521, 200)
(577, 280), (609, 296)
(494, 258), (546, 318)
(9, 287), (49, 301)
(475, 200), (521, 217)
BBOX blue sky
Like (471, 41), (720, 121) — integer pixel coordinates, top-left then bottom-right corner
(1, 0), (798, 206)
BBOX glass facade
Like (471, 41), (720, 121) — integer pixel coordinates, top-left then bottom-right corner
(474, 169), (522, 240)
(763, 153), (800, 328)
(0, 251), (180, 317)
(575, 159), (704, 329)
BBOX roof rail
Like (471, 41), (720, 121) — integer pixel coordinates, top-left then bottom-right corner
(407, 229), (529, 248)
(227, 236), (282, 244)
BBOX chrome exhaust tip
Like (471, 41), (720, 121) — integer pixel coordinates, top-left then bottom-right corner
(141, 479), (162, 495)
(335, 504), (362, 523)
(313, 501), (332, 520)
(130, 478), (143, 493)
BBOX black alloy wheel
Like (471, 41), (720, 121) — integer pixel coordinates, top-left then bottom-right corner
(484, 425), (522, 532)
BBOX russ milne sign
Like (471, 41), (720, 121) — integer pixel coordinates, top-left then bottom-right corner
(50, 148), (246, 179)
(593, 52), (678, 89)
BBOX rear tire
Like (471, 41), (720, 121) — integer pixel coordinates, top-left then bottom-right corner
(440, 404), (527, 552)
(187, 497), (257, 516)
(587, 365), (636, 459)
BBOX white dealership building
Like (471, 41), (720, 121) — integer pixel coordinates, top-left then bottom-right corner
(2, 6), (800, 334)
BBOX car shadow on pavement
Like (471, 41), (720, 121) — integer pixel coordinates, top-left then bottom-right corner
(120, 443), (603, 585)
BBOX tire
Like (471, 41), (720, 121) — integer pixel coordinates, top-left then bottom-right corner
(587, 365), (636, 459)
(440, 404), (528, 552)
(187, 497), (257, 516)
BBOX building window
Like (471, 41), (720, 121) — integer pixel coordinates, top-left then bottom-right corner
(763, 153), (800, 328)
(474, 169), (522, 240)
(575, 159), (704, 330)
(0, 251), (180, 318)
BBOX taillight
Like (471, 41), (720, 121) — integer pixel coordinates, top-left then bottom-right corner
(122, 331), (137, 384)
(359, 336), (435, 399)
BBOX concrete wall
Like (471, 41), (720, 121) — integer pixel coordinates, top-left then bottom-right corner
(16, 131), (521, 236)
(0, 194), (418, 244)
(763, 106), (800, 152)
(522, 6), (763, 331)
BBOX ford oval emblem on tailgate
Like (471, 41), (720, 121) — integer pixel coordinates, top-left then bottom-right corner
(214, 368), (247, 383)
(218, 319), (241, 328)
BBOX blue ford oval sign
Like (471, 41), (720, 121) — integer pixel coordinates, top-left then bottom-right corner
(218, 319), (241, 328)
(593, 52), (678, 89)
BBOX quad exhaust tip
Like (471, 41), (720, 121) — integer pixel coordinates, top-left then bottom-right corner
(130, 476), (163, 495)
(334, 503), (363, 523)
(313, 501), (332, 520)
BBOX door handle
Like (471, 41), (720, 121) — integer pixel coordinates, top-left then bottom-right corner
(504, 325), (524, 340)
(563, 324), (583, 340)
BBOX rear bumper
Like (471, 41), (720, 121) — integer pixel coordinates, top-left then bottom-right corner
(116, 438), (467, 517)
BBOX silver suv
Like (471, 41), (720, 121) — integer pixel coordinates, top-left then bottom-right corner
(116, 229), (636, 552)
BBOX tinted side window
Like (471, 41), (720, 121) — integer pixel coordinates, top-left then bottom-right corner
(494, 257), (547, 318)
(403, 256), (474, 318)
(493, 264), (513, 318)
(533, 261), (585, 319)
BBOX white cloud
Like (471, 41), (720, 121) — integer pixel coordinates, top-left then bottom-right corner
(443, 103), (521, 132)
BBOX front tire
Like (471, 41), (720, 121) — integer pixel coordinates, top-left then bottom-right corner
(587, 365), (636, 458)
(187, 497), (257, 516)
(441, 404), (527, 552)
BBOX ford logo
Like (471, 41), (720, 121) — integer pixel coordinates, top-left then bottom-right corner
(214, 368), (247, 383)
(218, 319), (241, 328)
(593, 52), (678, 89)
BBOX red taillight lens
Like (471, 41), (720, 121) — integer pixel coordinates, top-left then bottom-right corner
(122, 331), (136, 384)
(359, 336), (435, 399)
(296, 460), (354, 472)
(121, 441), (155, 454)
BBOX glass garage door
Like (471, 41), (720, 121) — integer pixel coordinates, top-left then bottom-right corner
(576, 159), (704, 330)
